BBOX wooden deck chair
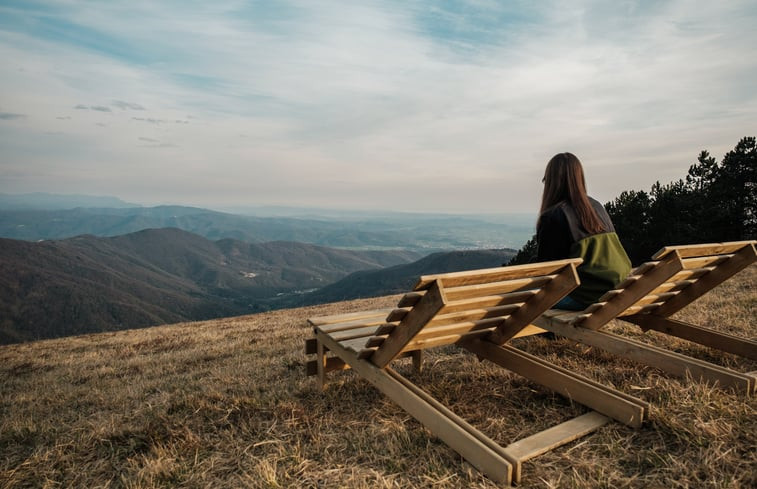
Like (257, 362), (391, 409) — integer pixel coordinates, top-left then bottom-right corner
(305, 258), (649, 485)
(533, 240), (757, 395)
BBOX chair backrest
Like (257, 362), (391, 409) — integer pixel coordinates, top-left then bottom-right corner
(571, 240), (756, 330)
(364, 258), (583, 368)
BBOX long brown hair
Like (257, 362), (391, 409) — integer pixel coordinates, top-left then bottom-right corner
(539, 152), (606, 234)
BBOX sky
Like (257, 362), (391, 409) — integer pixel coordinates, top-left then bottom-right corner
(0, 0), (755, 214)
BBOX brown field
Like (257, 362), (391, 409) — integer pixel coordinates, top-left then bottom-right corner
(1, 266), (755, 488)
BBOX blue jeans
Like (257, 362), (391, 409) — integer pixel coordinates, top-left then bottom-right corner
(554, 295), (587, 311)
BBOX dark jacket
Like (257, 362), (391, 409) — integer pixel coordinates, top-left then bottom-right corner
(537, 197), (631, 305)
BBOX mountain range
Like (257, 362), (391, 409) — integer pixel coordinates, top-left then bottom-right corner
(0, 228), (419, 343)
(0, 226), (517, 344)
(0, 202), (533, 251)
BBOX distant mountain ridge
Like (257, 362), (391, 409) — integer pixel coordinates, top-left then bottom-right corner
(0, 192), (138, 210)
(0, 228), (419, 344)
(0, 204), (533, 251)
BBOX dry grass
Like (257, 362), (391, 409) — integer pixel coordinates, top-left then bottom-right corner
(1, 266), (755, 488)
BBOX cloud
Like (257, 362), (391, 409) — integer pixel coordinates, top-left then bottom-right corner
(0, 112), (26, 120)
(138, 136), (176, 148)
(56, 116), (72, 120)
(112, 100), (145, 110)
(132, 117), (188, 124)
(74, 104), (112, 112)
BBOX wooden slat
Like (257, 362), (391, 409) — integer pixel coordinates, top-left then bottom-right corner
(315, 330), (514, 484)
(503, 411), (610, 463)
(462, 339), (648, 427)
(317, 314), (393, 334)
(397, 291), (425, 308)
(653, 240), (756, 259)
(401, 323), (549, 353)
(629, 261), (657, 276)
(371, 280), (448, 368)
(681, 254), (733, 269)
(308, 308), (395, 327)
(652, 244), (757, 317)
(489, 264), (580, 345)
(646, 279), (696, 296)
(627, 291), (678, 308)
(386, 308), (410, 322)
(413, 258), (582, 290)
(404, 329), (492, 352)
(666, 268), (709, 283)
(440, 290), (536, 314)
(623, 315), (757, 361)
(575, 252), (683, 331)
(428, 304), (521, 328)
(416, 317), (507, 340)
(339, 336), (377, 358)
(443, 276), (554, 301)
(330, 324), (394, 342)
(615, 303), (662, 317)
(534, 316), (754, 394)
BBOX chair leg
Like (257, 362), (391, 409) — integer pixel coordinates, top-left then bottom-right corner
(316, 339), (327, 390)
(411, 350), (423, 373)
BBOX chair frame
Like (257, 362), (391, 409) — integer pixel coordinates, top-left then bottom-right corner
(305, 258), (649, 484)
(533, 241), (757, 395)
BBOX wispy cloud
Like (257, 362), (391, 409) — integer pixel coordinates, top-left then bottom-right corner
(112, 100), (145, 110)
(0, 112), (26, 120)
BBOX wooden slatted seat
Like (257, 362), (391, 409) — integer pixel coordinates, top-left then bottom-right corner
(533, 240), (757, 394)
(305, 258), (649, 485)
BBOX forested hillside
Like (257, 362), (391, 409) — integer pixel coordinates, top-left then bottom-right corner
(0, 228), (418, 343)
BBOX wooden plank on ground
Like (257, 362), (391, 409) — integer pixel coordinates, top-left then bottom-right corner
(503, 411), (610, 464)
(534, 316), (754, 394)
(652, 244), (757, 317)
(575, 252), (684, 331)
(489, 265), (580, 345)
(413, 258), (582, 290)
(371, 280), (448, 368)
(461, 339), (648, 427)
(623, 315), (757, 361)
(316, 330), (514, 484)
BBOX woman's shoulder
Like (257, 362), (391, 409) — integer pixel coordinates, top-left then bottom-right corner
(587, 196), (616, 232)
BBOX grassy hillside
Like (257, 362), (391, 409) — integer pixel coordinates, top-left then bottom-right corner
(1, 266), (754, 488)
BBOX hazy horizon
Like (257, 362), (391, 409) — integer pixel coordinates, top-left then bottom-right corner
(1, 1), (755, 213)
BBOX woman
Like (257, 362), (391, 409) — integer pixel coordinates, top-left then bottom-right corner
(537, 152), (631, 310)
